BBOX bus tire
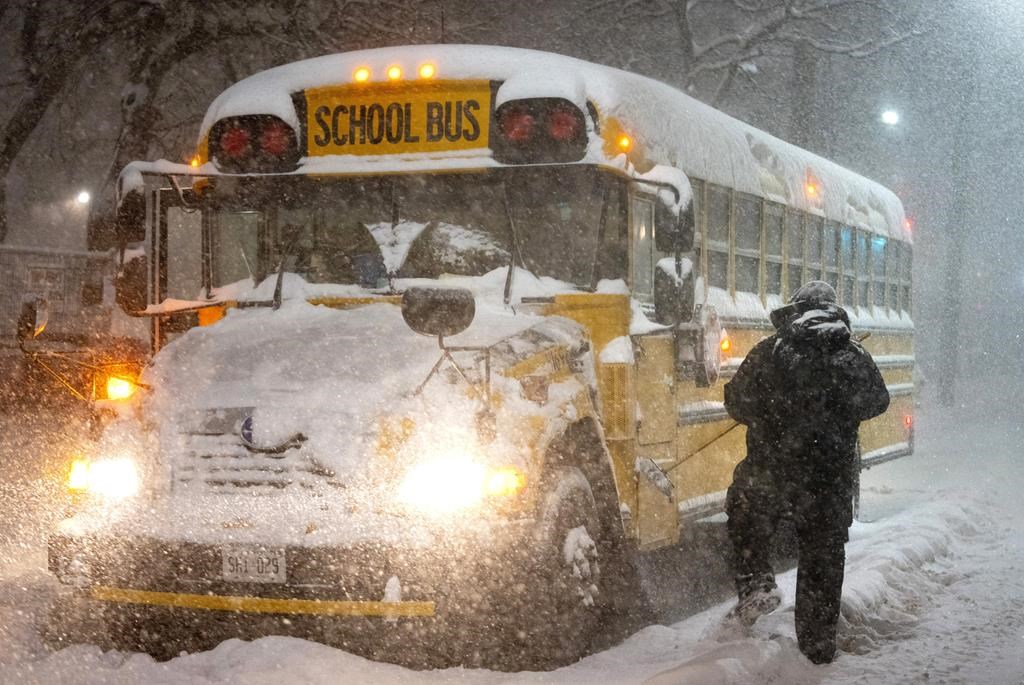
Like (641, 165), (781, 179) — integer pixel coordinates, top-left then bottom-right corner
(514, 467), (603, 669)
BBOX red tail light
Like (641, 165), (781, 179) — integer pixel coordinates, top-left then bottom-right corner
(219, 127), (251, 158)
(259, 121), (292, 156)
(547, 106), (582, 141)
(499, 106), (535, 143)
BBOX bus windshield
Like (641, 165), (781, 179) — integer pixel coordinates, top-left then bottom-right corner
(209, 167), (627, 292)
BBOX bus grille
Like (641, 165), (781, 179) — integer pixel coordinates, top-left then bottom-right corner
(173, 432), (336, 493)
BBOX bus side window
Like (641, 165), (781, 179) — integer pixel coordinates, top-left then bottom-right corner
(823, 221), (839, 290)
(764, 203), (784, 300)
(706, 185), (729, 291)
(785, 208), (804, 299)
(806, 215), (823, 283)
(839, 226), (854, 305)
(871, 234), (887, 309)
(887, 241), (900, 311)
(734, 194), (760, 295)
(856, 230), (870, 308)
(631, 196), (655, 298)
(901, 244), (912, 313)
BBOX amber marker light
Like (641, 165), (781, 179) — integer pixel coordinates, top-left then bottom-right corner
(806, 183), (818, 196)
(386, 65), (403, 81)
(353, 66), (371, 83)
(617, 134), (633, 153)
(418, 63), (436, 79)
(189, 156), (200, 168)
(720, 335), (732, 354)
(106, 376), (136, 401)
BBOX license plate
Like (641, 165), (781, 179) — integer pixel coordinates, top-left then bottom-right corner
(221, 547), (287, 583)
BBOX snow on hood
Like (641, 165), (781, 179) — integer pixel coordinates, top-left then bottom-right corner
(141, 268), (591, 483)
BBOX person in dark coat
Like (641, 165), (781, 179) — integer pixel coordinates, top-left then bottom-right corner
(723, 280), (889, 664)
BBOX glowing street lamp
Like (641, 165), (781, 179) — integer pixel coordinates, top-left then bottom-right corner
(76, 190), (91, 205)
(880, 109), (900, 126)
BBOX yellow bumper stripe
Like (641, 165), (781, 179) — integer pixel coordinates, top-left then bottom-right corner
(90, 586), (435, 617)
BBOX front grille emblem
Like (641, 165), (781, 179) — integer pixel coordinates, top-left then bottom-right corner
(240, 415), (256, 448)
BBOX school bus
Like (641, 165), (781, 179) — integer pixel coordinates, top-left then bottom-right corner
(44, 45), (913, 667)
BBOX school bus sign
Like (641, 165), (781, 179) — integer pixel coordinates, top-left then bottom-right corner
(304, 81), (492, 156)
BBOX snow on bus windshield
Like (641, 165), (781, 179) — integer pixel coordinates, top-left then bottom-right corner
(209, 168), (626, 290)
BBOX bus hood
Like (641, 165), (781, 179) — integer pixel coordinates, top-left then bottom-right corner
(142, 294), (551, 487)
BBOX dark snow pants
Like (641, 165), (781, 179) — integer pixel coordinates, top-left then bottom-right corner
(726, 460), (849, 663)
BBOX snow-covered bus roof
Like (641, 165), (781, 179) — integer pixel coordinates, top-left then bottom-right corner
(193, 45), (907, 242)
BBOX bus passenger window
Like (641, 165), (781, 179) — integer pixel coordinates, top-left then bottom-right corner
(856, 230), (870, 308)
(785, 209), (804, 299)
(887, 241), (900, 311)
(871, 235), (887, 308)
(765, 204), (784, 298)
(839, 226), (854, 305)
(632, 196), (655, 297)
(706, 185), (729, 290)
(901, 245), (912, 313)
(823, 222), (839, 290)
(806, 215), (823, 282)
(734, 195), (760, 294)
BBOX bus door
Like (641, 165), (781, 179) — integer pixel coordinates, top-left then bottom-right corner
(149, 186), (204, 351)
(630, 193), (680, 550)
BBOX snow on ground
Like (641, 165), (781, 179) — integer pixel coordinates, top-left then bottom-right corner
(1, 381), (1022, 684)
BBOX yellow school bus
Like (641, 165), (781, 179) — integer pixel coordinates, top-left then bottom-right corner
(46, 45), (913, 667)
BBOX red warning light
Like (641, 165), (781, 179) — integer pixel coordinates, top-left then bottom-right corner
(259, 121), (291, 156)
(219, 127), (251, 158)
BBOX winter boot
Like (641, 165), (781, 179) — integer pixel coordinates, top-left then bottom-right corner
(725, 583), (783, 627)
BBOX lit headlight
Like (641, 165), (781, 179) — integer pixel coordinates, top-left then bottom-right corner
(397, 456), (525, 514)
(68, 457), (140, 499)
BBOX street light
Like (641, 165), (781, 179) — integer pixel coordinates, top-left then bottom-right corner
(76, 190), (91, 205)
(880, 109), (900, 126)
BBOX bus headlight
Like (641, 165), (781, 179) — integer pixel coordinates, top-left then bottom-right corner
(68, 457), (140, 499)
(397, 457), (525, 514)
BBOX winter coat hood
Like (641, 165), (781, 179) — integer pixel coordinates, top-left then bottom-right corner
(769, 280), (850, 349)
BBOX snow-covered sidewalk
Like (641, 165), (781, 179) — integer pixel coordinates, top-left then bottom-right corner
(1, 398), (1022, 684)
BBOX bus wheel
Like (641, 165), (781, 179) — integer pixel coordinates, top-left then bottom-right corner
(520, 467), (603, 668)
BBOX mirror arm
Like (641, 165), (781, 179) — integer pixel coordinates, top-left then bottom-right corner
(167, 175), (200, 211)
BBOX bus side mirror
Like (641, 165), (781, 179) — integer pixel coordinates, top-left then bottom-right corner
(17, 298), (49, 341)
(116, 189), (146, 244)
(653, 257), (695, 325)
(655, 204), (695, 254)
(401, 287), (476, 339)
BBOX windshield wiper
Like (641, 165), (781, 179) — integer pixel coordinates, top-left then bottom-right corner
(272, 254), (287, 310)
(501, 179), (525, 306)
